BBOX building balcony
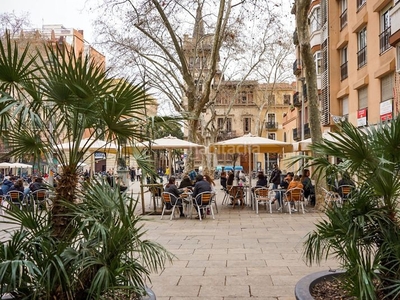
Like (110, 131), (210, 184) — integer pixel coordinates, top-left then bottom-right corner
(379, 27), (391, 54)
(293, 60), (302, 75)
(265, 122), (278, 130)
(293, 92), (302, 107)
(217, 130), (237, 141)
(293, 124), (310, 141)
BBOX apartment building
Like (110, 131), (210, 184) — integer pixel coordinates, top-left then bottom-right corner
(182, 9), (295, 172)
(290, 0), (400, 138)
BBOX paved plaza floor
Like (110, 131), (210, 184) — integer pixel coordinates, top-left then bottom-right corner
(0, 179), (339, 300)
(129, 180), (339, 300)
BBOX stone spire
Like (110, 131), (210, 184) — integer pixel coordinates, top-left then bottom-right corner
(192, 2), (205, 39)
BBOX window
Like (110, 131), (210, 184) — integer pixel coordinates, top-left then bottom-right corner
(358, 87), (368, 109)
(379, 8), (391, 54)
(340, 47), (348, 80)
(241, 92), (247, 103)
(266, 114), (276, 129)
(357, 0), (366, 10)
(314, 51), (322, 75)
(226, 118), (232, 132)
(381, 74), (394, 102)
(267, 94), (275, 105)
(283, 94), (291, 105)
(340, 0), (347, 29)
(309, 6), (321, 33)
(217, 118), (224, 130)
(357, 27), (367, 69)
(268, 133), (276, 140)
(342, 96), (349, 119)
(243, 117), (251, 133)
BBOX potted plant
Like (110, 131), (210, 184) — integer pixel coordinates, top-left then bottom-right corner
(296, 117), (400, 300)
(0, 179), (172, 299)
(0, 34), (173, 299)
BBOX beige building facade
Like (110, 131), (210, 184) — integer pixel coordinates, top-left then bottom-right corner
(289, 0), (400, 143)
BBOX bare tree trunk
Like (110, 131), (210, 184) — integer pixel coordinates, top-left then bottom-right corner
(296, 0), (325, 209)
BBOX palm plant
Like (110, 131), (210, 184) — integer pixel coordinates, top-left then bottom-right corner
(0, 33), (175, 298)
(0, 179), (173, 299)
(303, 117), (400, 299)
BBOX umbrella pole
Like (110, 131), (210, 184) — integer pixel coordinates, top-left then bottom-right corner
(248, 147), (252, 206)
(168, 151), (172, 180)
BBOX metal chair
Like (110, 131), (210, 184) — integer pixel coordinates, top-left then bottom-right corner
(284, 187), (305, 214)
(30, 189), (50, 210)
(338, 185), (354, 201)
(6, 191), (26, 210)
(160, 192), (183, 220)
(321, 187), (342, 207)
(192, 192), (215, 221)
(254, 187), (273, 214)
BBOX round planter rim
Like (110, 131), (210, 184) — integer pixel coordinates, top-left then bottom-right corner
(295, 269), (346, 300)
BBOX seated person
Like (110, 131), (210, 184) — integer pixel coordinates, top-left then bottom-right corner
(29, 177), (48, 193)
(301, 169), (315, 205)
(192, 174), (211, 217)
(286, 175), (303, 212)
(220, 171), (227, 190)
(9, 179), (25, 201)
(178, 174), (193, 190)
(255, 172), (268, 188)
(272, 172), (294, 207)
(164, 177), (185, 217)
(226, 171), (234, 186)
(1, 176), (14, 195)
(251, 172), (269, 200)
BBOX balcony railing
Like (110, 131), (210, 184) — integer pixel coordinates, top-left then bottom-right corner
(340, 61), (348, 80)
(265, 122), (278, 130)
(293, 60), (302, 75)
(293, 124), (310, 141)
(340, 9), (347, 30)
(293, 92), (301, 107)
(357, 46), (367, 69)
(379, 27), (391, 54)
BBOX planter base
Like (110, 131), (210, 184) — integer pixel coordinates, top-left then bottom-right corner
(295, 269), (345, 300)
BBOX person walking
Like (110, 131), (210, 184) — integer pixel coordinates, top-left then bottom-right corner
(136, 168), (142, 182)
(130, 167), (136, 182)
(269, 164), (282, 189)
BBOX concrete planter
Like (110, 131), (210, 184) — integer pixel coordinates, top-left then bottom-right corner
(294, 269), (346, 300)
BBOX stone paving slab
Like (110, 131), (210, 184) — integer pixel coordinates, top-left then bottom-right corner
(132, 181), (339, 299)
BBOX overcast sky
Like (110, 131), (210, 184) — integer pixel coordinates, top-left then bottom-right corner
(2, 0), (96, 43)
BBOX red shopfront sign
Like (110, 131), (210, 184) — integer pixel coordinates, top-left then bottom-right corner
(357, 108), (367, 127)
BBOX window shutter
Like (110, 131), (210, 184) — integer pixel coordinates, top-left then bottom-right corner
(381, 74), (393, 102)
(342, 96), (349, 115)
(358, 87), (368, 109)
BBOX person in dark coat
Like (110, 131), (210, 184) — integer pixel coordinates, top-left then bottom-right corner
(178, 175), (193, 190)
(269, 164), (282, 189)
(191, 174), (211, 217)
(164, 177), (185, 217)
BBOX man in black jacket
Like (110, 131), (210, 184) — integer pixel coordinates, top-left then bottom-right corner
(192, 174), (211, 217)
(269, 164), (281, 189)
